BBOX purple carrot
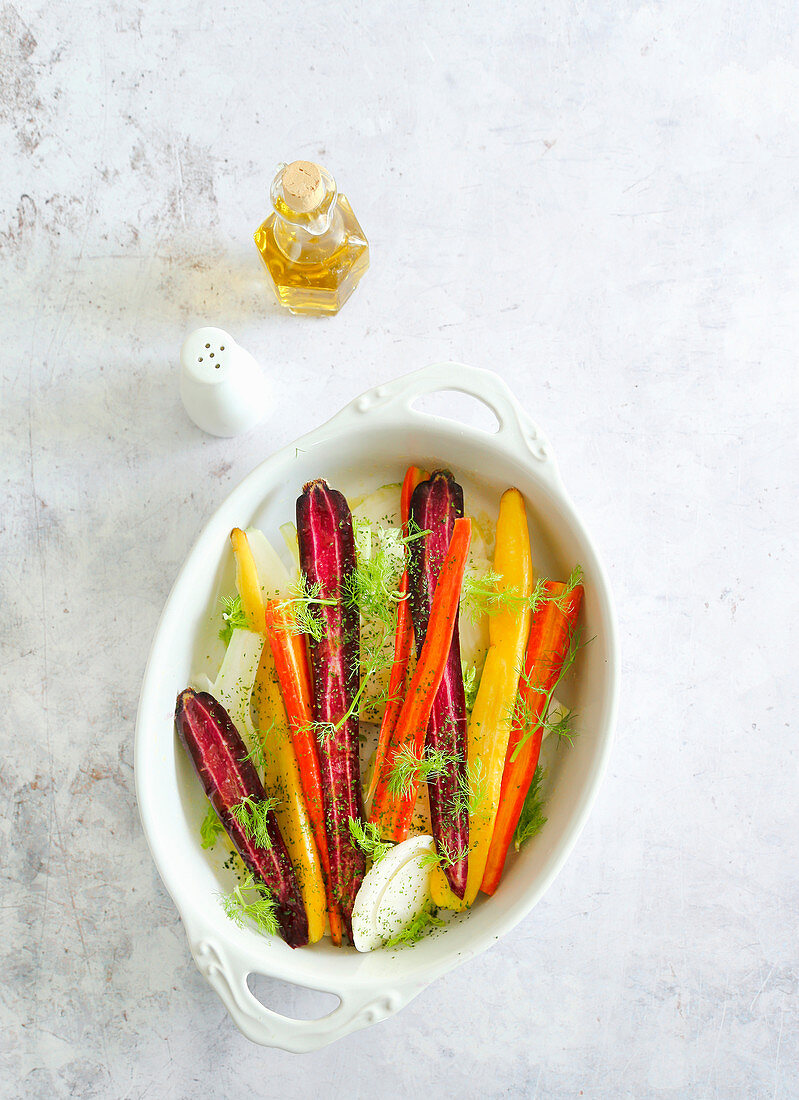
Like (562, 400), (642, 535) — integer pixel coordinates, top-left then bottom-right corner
(174, 688), (308, 948)
(407, 470), (469, 898)
(296, 479), (365, 940)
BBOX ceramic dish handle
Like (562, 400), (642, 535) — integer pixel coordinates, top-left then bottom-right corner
(343, 361), (560, 481)
(187, 928), (427, 1052)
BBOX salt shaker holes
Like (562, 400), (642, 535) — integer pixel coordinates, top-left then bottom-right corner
(180, 325), (273, 437)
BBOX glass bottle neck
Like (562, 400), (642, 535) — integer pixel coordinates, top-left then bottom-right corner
(272, 206), (346, 263)
(270, 164), (345, 263)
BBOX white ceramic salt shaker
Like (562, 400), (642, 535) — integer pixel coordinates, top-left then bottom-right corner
(179, 327), (272, 437)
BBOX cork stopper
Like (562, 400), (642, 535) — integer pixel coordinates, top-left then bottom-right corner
(281, 161), (325, 213)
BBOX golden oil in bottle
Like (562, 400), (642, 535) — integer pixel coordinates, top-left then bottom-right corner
(254, 160), (369, 316)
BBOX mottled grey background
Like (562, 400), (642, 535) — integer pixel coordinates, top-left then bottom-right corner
(2, 1), (797, 1097)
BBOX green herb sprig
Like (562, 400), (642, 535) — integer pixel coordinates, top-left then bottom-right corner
(200, 803), (224, 849)
(460, 564), (584, 625)
(348, 817), (393, 865)
(513, 765), (547, 851)
(274, 576), (336, 642)
(218, 594), (249, 646)
(385, 905), (446, 948)
(419, 838), (468, 870)
(230, 795), (280, 849)
(296, 516), (428, 743)
(510, 626), (587, 761)
(387, 745), (463, 799)
(219, 872), (279, 936)
(346, 518), (406, 628)
(542, 701), (578, 746)
(462, 660), (480, 713)
(459, 569), (507, 623)
(239, 723), (280, 774)
(453, 758), (487, 818)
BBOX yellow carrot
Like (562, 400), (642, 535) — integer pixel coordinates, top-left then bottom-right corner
(230, 527), (265, 632)
(250, 643), (326, 944)
(229, 526), (328, 943)
(430, 488), (533, 909)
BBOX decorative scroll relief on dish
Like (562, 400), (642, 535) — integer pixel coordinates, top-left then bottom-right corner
(525, 427), (550, 463)
(352, 990), (406, 1028)
(193, 939), (261, 1021)
(355, 385), (393, 415)
(194, 939), (228, 985)
(194, 939), (409, 1039)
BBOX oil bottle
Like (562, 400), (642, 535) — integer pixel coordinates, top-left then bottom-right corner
(254, 161), (369, 316)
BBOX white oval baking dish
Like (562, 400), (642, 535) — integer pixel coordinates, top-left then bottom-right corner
(135, 362), (619, 1052)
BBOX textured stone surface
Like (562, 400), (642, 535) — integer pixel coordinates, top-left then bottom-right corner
(1, 1), (797, 1096)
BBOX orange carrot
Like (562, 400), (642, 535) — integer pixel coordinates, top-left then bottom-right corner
(480, 581), (583, 896)
(366, 465), (428, 807)
(264, 600), (343, 945)
(400, 465), (427, 526)
(369, 517), (471, 841)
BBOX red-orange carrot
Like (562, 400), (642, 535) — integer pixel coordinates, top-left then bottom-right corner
(263, 600), (343, 945)
(366, 582), (413, 806)
(369, 517), (471, 842)
(400, 464), (427, 525)
(366, 465), (427, 807)
(480, 581), (583, 896)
